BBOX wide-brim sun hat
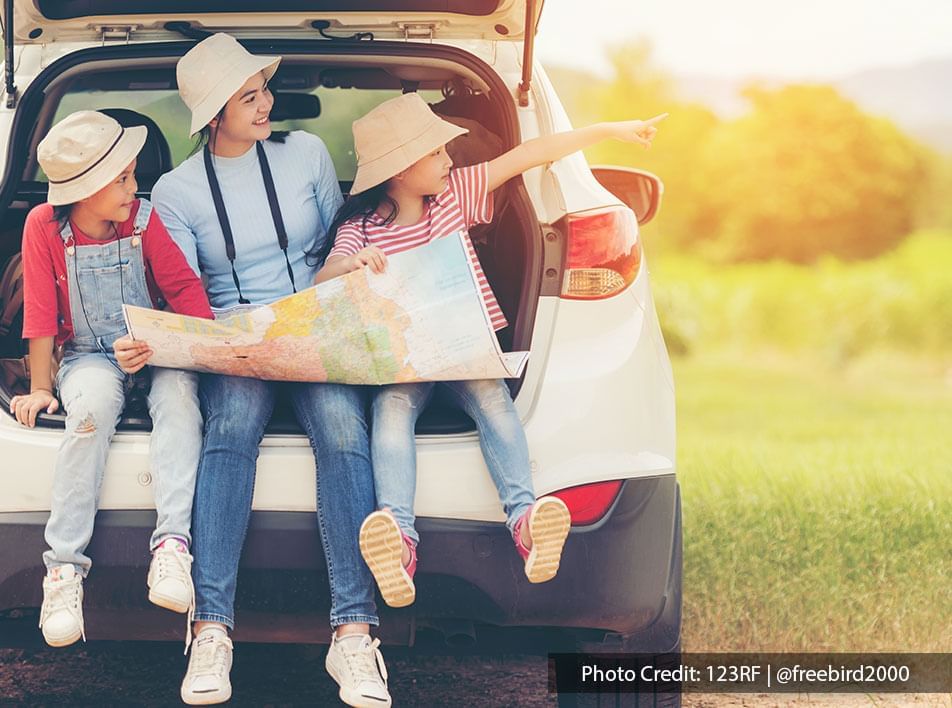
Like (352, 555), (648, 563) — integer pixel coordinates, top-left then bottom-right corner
(177, 33), (281, 136)
(38, 110), (147, 206)
(350, 93), (469, 195)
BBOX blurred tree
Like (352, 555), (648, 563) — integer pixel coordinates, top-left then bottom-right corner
(570, 41), (720, 255)
(688, 84), (928, 262)
(915, 152), (952, 232)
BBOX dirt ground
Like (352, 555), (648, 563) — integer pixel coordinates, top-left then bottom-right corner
(0, 645), (554, 706)
(683, 694), (950, 707)
(1, 645), (948, 706)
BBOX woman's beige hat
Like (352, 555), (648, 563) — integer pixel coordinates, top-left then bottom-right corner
(177, 33), (281, 136)
(38, 111), (147, 206)
(350, 93), (468, 195)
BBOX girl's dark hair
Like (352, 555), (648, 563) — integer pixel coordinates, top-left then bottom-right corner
(308, 182), (398, 267)
(52, 205), (72, 229)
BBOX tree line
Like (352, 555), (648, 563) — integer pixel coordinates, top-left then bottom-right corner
(552, 42), (949, 264)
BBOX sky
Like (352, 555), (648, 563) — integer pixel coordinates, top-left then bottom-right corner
(535, 0), (952, 80)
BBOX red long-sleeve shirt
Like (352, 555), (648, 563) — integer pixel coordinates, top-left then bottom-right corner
(22, 200), (213, 346)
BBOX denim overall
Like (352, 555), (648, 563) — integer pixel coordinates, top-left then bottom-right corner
(43, 200), (203, 576)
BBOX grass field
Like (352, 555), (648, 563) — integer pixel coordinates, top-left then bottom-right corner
(649, 231), (952, 363)
(674, 352), (952, 652)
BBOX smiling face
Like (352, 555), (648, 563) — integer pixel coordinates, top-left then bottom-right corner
(81, 159), (138, 223)
(210, 71), (274, 150)
(396, 144), (454, 196)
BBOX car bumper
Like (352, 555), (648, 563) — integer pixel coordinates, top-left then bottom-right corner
(0, 475), (680, 651)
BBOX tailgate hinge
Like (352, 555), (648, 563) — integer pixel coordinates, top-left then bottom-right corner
(399, 22), (437, 41)
(97, 25), (137, 45)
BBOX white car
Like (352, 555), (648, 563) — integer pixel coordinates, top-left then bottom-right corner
(0, 0), (679, 687)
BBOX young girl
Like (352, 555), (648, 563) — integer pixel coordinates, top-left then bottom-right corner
(315, 92), (665, 608)
(9, 110), (213, 647)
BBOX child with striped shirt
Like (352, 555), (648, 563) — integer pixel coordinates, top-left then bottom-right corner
(315, 93), (664, 607)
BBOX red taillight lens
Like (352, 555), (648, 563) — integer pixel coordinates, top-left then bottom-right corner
(562, 207), (641, 300)
(551, 480), (624, 526)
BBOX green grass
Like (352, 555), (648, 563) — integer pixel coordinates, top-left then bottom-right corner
(675, 352), (952, 652)
(650, 230), (952, 362)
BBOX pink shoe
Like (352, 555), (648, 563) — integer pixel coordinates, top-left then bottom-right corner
(513, 497), (571, 583)
(359, 511), (417, 608)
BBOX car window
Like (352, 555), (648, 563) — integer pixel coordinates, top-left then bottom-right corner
(35, 86), (441, 183)
(33, 88), (196, 182)
(274, 87), (442, 181)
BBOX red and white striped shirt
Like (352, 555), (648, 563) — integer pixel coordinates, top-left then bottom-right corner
(329, 162), (508, 331)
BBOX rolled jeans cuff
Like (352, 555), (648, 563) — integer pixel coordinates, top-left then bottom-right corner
(330, 614), (380, 629)
(192, 612), (234, 630)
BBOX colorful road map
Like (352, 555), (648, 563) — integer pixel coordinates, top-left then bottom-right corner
(123, 233), (529, 384)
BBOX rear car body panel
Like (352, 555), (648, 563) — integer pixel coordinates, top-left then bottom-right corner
(0, 476), (681, 651)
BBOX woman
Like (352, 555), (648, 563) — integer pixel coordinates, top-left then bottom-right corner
(115, 34), (389, 707)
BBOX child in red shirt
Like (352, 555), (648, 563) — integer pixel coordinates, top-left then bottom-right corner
(9, 111), (212, 647)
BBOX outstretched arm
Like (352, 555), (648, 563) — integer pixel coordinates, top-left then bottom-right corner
(486, 114), (667, 192)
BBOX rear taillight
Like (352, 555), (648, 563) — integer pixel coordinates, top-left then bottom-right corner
(551, 480), (624, 526)
(562, 207), (641, 300)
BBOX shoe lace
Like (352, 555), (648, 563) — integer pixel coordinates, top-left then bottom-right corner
(39, 574), (85, 642)
(343, 637), (389, 686)
(183, 598), (196, 655)
(155, 545), (192, 584)
(152, 546), (196, 654)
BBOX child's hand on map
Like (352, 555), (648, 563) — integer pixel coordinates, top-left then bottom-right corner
(114, 334), (153, 374)
(344, 246), (388, 275)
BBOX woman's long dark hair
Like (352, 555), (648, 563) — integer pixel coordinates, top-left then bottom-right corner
(308, 182), (399, 267)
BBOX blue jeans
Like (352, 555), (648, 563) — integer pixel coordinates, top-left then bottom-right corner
(191, 374), (377, 629)
(44, 352), (202, 575)
(371, 379), (536, 545)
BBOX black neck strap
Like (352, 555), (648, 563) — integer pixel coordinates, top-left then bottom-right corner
(204, 141), (297, 305)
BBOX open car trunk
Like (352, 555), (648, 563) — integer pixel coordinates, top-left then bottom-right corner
(0, 39), (544, 434)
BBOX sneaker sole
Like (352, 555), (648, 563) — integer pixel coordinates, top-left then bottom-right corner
(180, 683), (232, 706)
(338, 685), (392, 708)
(42, 627), (82, 648)
(326, 658), (392, 708)
(524, 497), (571, 583)
(359, 512), (415, 608)
(149, 587), (190, 614)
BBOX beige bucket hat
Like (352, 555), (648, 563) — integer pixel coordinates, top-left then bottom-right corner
(177, 33), (281, 136)
(350, 93), (468, 195)
(38, 111), (147, 206)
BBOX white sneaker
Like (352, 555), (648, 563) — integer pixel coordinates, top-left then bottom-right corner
(181, 627), (233, 705)
(39, 564), (85, 647)
(148, 538), (194, 614)
(325, 633), (392, 708)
